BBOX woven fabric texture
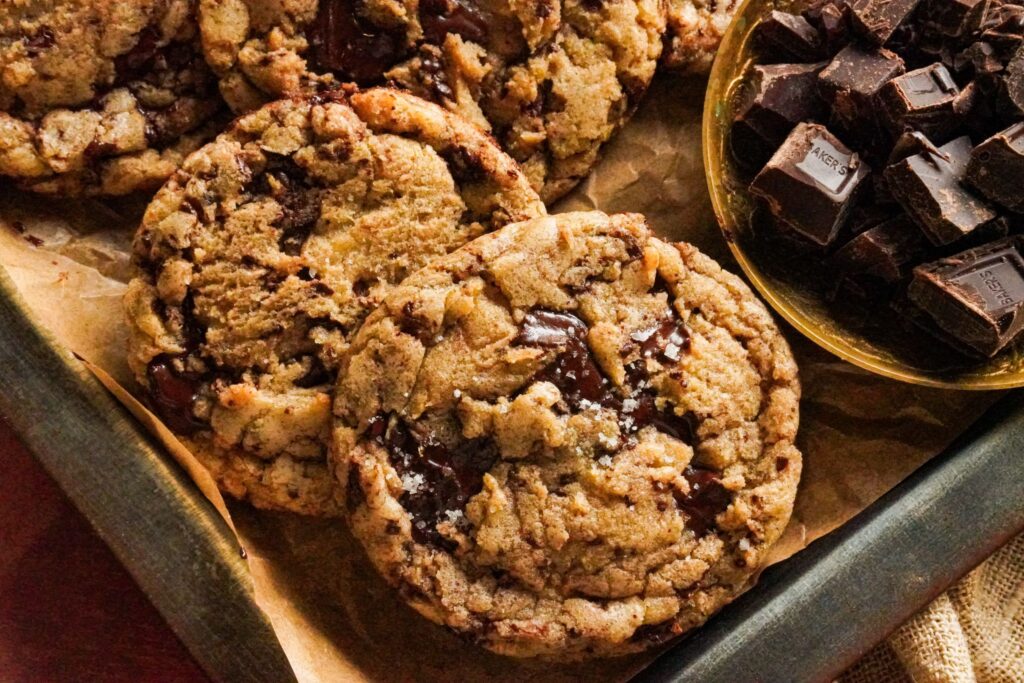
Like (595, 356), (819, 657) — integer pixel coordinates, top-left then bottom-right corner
(842, 533), (1024, 682)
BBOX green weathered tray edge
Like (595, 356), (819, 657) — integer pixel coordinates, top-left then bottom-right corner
(0, 266), (295, 683)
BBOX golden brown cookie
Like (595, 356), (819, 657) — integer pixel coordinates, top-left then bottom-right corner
(333, 210), (801, 657)
(664, 0), (740, 73)
(0, 0), (224, 195)
(124, 87), (545, 515)
(197, 0), (666, 202)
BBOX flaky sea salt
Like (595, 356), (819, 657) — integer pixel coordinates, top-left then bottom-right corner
(401, 471), (426, 494)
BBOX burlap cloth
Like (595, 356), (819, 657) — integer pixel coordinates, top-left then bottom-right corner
(841, 533), (1024, 682)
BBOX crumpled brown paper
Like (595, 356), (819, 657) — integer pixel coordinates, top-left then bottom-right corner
(0, 73), (1002, 682)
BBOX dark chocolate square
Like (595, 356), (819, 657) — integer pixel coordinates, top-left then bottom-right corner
(850, 0), (921, 44)
(819, 45), (906, 135)
(884, 136), (998, 245)
(832, 215), (929, 283)
(965, 122), (1024, 212)
(750, 122), (871, 247)
(755, 11), (826, 62)
(878, 63), (960, 138)
(731, 63), (827, 169)
(908, 235), (1024, 356)
(920, 0), (990, 38)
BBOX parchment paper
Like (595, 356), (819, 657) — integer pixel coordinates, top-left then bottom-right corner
(0, 73), (1002, 682)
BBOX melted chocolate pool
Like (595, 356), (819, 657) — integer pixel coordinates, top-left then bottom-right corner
(146, 356), (205, 435)
(368, 414), (498, 549)
(370, 304), (729, 548)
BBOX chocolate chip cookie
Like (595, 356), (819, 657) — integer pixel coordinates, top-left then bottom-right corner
(333, 211), (801, 657)
(124, 87), (545, 515)
(664, 0), (740, 73)
(0, 0), (225, 196)
(197, 0), (666, 202)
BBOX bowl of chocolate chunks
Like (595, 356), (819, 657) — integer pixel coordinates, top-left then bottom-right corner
(705, 0), (1024, 388)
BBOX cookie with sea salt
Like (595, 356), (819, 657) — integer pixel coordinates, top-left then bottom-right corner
(332, 210), (801, 657)
(196, 0), (666, 202)
(123, 87), (545, 515)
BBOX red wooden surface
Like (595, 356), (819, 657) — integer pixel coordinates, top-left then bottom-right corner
(0, 415), (210, 683)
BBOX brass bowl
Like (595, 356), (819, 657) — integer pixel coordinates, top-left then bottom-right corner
(703, 0), (1024, 390)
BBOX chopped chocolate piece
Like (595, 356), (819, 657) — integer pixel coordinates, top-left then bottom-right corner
(878, 63), (960, 138)
(999, 46), (1024, 117)
(309, 0), (405, 82)
(850, 0), (920, 44)
(885, 136), (998, 245)
(819, 45), (907, 102)
(819, 45), (906, 134)
(952, 80), (1004, 139)
(920, 0), (990, 38)
(907, 235), (1024, 355)
(831, 215), (929, 283)
(981, 2), (1024, 58)
(954, 41), (1003, 76)
(965, 122), (1024, 211)
(887, 130), (948, 165)
(754, 11), (825, 62)
(804, 0), (854, 54)
(751, 122), (871, 247)
(731, 62), (827, 169)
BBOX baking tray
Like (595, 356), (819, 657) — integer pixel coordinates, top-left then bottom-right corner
(1, 257), (1023, 682)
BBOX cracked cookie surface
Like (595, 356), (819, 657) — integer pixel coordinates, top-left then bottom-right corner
(197, 0), (666, 202)
(332, 210), (801, 657)
(0, 0), (224, 195)
(664, 0), (740, 73)
(124, 87), (545, 515)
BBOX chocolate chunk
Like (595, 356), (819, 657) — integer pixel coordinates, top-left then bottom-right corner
(981, 2), (1024, 58)
(419, 0), (489, 45)
(514, 310), (611, 409)
(23, 27), (55, 57)
(885, 136), (998, 245)
(803, 0), (854, 54)
(954, 42), (1003, 76)
(114, 26), (161, 82)
(999, 46), (1024, 117)
(965, 122), (1024, 211)
(921, 0), (990, 38)
(819, 45), (905, 135)
(374, 414), (498, 549)
(878, 63), (960, 138)
(907, 235), (1024, 355)
(731, 62), (827, 169)
(147, 357), (205, 435)
(850, 0), (921, 44)
(831, 215), (929, 284)
(514, 310), (694, 444)
(750, 122), (871, 247)
(674, 467), (732, 536)
(820, 45), (907, 102)
(754, 11), (825, 62)
(887, 130), (948, 165)
(309, 0), (405, 82)
(630, 620), (685, 645)
(628, 317), (692, 362)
